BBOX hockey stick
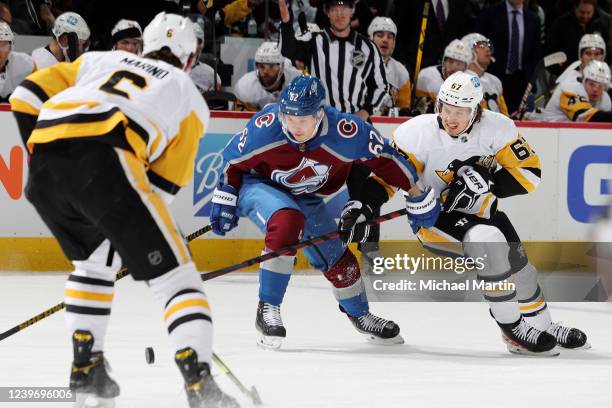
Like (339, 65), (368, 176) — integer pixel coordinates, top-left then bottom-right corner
(410, 1), (430, 109)
(0, 224), (213, 342)
(201, 208), (408, 282)
(513, 51), (567, 120)
(213, 353), (263, 405)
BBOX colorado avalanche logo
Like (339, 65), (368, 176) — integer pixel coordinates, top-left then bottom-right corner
(337, 119), (358, 138)
(271, 157), (331, 195)
(255, 113), (275, 128)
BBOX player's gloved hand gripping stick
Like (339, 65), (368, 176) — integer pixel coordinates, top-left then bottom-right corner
(338, 200), (375, 245)
(404, 186), (441, 233)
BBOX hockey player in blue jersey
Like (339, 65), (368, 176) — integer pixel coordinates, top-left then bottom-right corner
(210, 75), (441, 349)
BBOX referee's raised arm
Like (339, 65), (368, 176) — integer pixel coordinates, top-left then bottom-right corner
(278, 0), (312, 69)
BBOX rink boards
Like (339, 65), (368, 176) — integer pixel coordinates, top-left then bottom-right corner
(0, 107), (611, 271)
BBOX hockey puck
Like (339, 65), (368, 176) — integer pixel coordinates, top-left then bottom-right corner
(145, 347), (155, 364)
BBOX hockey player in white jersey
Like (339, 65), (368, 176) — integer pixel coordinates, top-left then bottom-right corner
(189, 20), (221, 94)
(462, 33), (509, 116)
(11, 12), (238, 408)
(533, 60), (611, 122)
(31, 12), (90, 69)
(393, 71), (589, 355)
(368, 17), (411, 115)
(555, 33), (606, 86)
(234, 41), (301, 111)
(110, 19), (142, 55)
(415, 38), (471, 114)
(0, 22), (35, 102)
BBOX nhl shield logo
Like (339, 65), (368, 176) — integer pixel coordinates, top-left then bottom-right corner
(350, 49), (365, 67)
(271, 157), (331, 195)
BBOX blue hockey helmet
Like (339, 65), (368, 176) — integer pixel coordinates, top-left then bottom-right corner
(279, 75), (326, 143)
(279, 75), (326, 116)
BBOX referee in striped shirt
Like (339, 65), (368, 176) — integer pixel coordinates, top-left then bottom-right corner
(278, 0), (389, 122)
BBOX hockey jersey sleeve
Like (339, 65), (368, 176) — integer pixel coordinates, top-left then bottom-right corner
(354, 118), (418, 194)
(558, 87), (612, 122)
(219, 109), (281, 190)
(492, 121), (541, 198)
(10, 56), (84, 146)
(11, 56), (84, 116)
(279, 21), (313, 68)
(147, 85), (209, 199)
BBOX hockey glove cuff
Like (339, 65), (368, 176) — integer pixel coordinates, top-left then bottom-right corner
(211, 184), (239, 236)
(405, 187), (441, 233)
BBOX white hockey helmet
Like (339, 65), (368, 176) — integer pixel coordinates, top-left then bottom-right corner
(111, 19), (142, 41)
(142, 12), (197, 68)
(255, 41), (284, 65)
(443, 39), (472, 65)
(583, 60), (611, 89)
(461, 32), (494, 60)
(0, 21), (13, 42)
(52, 12), (90, 42)
(367, 16), (397, 39)
(437, 71), (484, 135)
(578, 33), (606, 58)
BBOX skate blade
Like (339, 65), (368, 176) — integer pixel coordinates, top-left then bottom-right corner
(364, 333), (405, 345)
(506, 345), (560, 356)
(502, 335), (560, 356)
(560, 341), (592, 350)
(256, 335), (283, 350)
(74, 393), (116, 408)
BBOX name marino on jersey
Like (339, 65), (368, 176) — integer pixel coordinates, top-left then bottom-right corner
(120, 56), (170, 79)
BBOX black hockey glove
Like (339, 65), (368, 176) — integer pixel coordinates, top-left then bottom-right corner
(443, 165), (498, 219)
(338, 200), (374, 245)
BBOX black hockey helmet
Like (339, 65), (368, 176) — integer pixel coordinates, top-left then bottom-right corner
(322, 0), (356, 11)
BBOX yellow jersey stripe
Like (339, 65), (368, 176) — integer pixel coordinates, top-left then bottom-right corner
(25, 57), (83, 102)
(121, 150), (190, 264)
(149, 111), (205, 188)
(27, 110), (127, 153)
(10, 98), (40, 116)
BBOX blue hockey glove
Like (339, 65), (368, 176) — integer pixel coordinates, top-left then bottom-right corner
(210, 184), (239, 236)
(405, 187), (441, 233)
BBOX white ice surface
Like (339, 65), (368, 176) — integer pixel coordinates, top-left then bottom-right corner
(1, 273), (612, 408)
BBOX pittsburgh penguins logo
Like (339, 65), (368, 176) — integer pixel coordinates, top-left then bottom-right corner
(337, 118), (358, 138)
(350, 49), (365, 67)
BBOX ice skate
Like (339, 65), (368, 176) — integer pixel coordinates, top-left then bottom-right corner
(497, 317), (559, 356)
(175, 347), (240, 408)
(255, 301), (286, 350)
(69, 331), (119, 408)
(341, 306), (404, 345)
(547, 322), (590, 349)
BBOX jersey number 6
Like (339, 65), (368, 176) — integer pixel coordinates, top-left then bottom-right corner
(99, 70), (148, 99)
(510, 137), (532, 161)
